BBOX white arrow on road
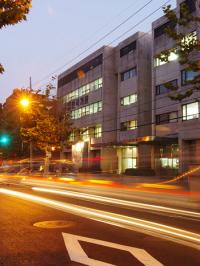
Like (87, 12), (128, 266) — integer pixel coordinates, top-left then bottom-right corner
(62, 233), (163, 266)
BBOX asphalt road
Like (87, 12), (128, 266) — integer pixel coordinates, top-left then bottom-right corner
(0, 180), (200, 266)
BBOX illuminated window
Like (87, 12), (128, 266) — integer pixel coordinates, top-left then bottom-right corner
(160, 158), (179, 169)
(155, 49), (178, 67)
(63, 77), (103, 103)
(94, 125), (102, 138)
(182, 102), (199, 120)
(122, 147), (137, 171)
(71, 101), (102, 120)
(120, 120), (137, 131)
(81, 128), (89, 141)
(121, 94), (137, 106)
(69, 132), (75, 142)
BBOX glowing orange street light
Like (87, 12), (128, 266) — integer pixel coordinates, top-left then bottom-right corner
(20, 98), (30, 108)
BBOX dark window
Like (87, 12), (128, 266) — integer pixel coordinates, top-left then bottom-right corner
(120, 41), (136, 57)
(58, 54), (103, 88)
(80, 96), (88, 105)
(156, 112), (178, 124)
(180, 0), (196, 17)
(84, 95), (88, 105)
(75, 99), (79, 106)
(156, 79), (177, 95)
(154, 21), (175, 38)
(80, 97), (84, 105)
(71, 100), (76, 109)
(181, 69), (198, 85)
(66, 102), (72, 111)
(121, 68), (137, 81)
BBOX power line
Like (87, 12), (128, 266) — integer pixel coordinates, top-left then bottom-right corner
(33, 0), (169, 90)
(33, 0), (171, 92)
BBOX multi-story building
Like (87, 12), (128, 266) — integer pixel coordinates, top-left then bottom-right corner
(115, 32), (152, 173)
(57, 46), (118, 172)
(152, 0), (200, 175)
(57, 32), (152, 173)
(57, 0), (199, 175)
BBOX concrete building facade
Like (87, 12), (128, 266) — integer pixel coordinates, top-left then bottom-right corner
(57, 32), (153, 174)
(152, 0), (200, 175)
(57, 0), (200, 175)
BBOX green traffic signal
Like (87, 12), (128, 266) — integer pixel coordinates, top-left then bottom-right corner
(0, 135), (10, 146)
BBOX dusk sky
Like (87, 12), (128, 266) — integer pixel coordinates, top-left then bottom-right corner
(0, 0), (176, 103)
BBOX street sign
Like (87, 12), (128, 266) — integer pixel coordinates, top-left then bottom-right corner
(62, 233), (163, 266)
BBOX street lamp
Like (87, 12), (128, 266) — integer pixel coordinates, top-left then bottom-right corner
(20, 98), (30, 108)
(19, 97), (33, 170)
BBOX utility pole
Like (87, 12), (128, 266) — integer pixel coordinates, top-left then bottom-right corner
(29, 76), (33, 172)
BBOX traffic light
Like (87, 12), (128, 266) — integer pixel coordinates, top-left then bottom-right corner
(0, 135), (10, 146)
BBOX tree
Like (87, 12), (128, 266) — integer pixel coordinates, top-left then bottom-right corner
(158, 1), (200, 101)
(20, 85), (71, 174)
(0, 0), (32, 73)
(0, 88), (30, 158)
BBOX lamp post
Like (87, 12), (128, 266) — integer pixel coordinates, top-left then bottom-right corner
(19, 97), (33, 171)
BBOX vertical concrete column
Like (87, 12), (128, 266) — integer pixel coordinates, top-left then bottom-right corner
(101, 147), (118, 173)
(138, 143), (152, 169)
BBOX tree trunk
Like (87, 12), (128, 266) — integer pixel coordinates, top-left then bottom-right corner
(44, 147), (51, 176)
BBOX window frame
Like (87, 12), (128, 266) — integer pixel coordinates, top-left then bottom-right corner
(182, 101), (199, 121)
(121, 68), (137, 81)
(156, 111), (178, 124)
(181, 69), (199, 86)
(156, 79), (178, 95)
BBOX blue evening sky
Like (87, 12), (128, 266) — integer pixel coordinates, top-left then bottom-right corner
(0, 0), (176, 103)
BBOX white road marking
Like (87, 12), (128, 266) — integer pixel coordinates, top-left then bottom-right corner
(32, 186), (200, 219)
(62, 233), (163, 266)
(1, 188), (200, 250)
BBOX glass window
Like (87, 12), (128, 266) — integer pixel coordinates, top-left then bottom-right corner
(169, 112), (178, 122)
(93, 103), (98, 113)
(130, 94), (137, 104)
(122, 147), (137, 172)
(120, 41), (136, 57)
(121, 68), (137, 81)
(121, 94), (137, 106)
(120, 120), (137, 131)
(63, 77), (103, 103)
(98, 101), (102, 111)
(154, 21), (175, 38)
(71, 101), (102, 119)
(156, 80), (177, 95)
(129, 120), (137, 130)
(98, 77), (103, 88)
(94, 124), (102, 138)
(89, 104), (94, 114)
(182, 102), (199, 120)
(181, 69), (199, 85)
(85, 105), (90, 115)
(155, 49), (178, 67)
(160, 158), (179, 169)
(156, 112), (178, 124)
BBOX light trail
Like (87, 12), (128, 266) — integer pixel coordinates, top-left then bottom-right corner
(32, 187), (200, 219)
(0, 188), (200, 250)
